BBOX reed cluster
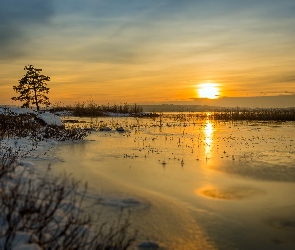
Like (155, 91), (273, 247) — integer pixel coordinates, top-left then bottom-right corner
(211, 108), (295, 121)
(51, 101), (143, 117)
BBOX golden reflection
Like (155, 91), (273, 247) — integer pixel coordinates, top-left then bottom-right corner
(203, 119), (213, 158)
(196, 185), (265, 200)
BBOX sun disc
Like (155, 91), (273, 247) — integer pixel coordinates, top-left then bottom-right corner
(197, 83), (220, 99)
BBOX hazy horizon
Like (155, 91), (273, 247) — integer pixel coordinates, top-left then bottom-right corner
(148, 94), (295, 108)
(2, 94), (295, 110)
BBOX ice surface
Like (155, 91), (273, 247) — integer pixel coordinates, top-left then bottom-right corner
(197, 186), (265, 200)
(3, 111), (295, 249)
(51, 115), (295, 249)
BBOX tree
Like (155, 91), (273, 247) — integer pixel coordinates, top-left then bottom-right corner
(12, 65), (50, 111)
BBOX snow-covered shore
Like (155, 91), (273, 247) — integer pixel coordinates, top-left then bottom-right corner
(0, 107), (64, 127)
(0, 107), (138, 250)
(0, 108), (67, 249)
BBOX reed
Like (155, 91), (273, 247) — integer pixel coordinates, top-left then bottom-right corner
(211, 107), (295, 121)
(51, 100), (143, 117)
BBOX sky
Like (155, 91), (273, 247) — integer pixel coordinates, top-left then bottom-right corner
(1, 0), (295, 106)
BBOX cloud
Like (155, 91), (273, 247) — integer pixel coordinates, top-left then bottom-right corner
(1, 0), (294, 86)
(0, 0), (54, 60)
(3, 0), (294, 65)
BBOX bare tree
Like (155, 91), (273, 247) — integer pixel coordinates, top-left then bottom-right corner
(12, 65), (50, 111)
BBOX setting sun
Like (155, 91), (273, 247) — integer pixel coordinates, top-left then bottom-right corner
(197, 83), (220, 99)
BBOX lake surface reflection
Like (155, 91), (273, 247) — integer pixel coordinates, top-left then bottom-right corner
(50, 114), (295, 249)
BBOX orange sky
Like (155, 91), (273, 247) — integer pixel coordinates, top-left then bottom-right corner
(1, 0), (295, 106)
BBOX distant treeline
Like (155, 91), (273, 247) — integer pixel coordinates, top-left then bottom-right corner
(140, 104), (218, 112)
(51, 101), (143, 116)
(211, 107), (295, 121)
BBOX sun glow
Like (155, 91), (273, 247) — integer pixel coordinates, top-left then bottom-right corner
(197, 83), (220, 99)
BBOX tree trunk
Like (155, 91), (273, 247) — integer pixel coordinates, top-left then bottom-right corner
(33, 81), (39, 111)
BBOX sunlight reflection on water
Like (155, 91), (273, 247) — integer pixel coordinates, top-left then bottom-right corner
(203, 119), (214, 158)
(46, 113), (295, 249)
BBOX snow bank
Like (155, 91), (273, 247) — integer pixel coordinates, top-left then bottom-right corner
(0, 106), (36, 115)
(36, 112), (63, 126)
(0, 107), (64, 127)
(0, 231), (41, 250)
(3, 137), (57, 159)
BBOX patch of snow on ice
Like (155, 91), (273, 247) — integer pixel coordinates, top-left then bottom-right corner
(99, 126), (112, 131)
(19, 161), (35, 168)
(98, 196), (143, 208)
(14, 243), (42, 250)
(53, 110), (74, 116)
(137, 241), (160, 250)
(105, 112), (130, 117)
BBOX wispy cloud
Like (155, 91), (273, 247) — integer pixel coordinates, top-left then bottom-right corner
(0, 0), (54, 59)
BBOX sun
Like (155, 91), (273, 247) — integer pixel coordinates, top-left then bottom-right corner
(197, 83), (220, 99)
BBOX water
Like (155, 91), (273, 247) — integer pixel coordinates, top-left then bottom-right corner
(48, 114), (295, 249)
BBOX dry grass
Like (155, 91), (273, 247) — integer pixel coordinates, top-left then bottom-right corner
(51, 100), (143, 117)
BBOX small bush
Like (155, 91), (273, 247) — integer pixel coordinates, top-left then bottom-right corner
(0, 109), (89, 142)
(0, 145), (20, 179)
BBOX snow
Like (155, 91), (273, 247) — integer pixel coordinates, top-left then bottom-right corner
(2, 137), (57, 160)
(137, 241), (160, 249)
(98, 196), (143, 208)
(36, 112), (63, 126)
(53, 110), (73, 116)
(0, 107), (92, 250)
(0, 107), (64, 127)
(0, 106), (36, 115)
(14, 244), (42, 250)
(0, 232), (40, 250)
(99, 126), (112, 131)
(116, 127), (125, 132)
(105, 112), (130, 117)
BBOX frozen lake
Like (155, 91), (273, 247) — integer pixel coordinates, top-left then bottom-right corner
(45, 114), (295, 249)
